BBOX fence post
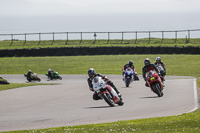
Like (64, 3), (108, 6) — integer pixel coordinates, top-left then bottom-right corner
(162, 31), (164, 43)
(148, 31), (151, 44)
(66, 32), (68, 44)
(52, 32), (54, 45)
(174, 31), (177, 43)
(107, 32), (110, 44)
(38, 33), (41, 45)
(9, 34), (13, 46)
(135, 32), (137, 44)
(187, 30), (190, 43)
(23, 34), (26, 45)
(80, 32), (82, 44)
(121, 32), (123, 44)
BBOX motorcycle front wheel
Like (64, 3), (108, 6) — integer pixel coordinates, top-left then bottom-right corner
(59, 76), (62, 80)
(125, 78), (130, 87)
(152, 83), (163, 97)
(37, 78), (41, 82)
(102, 93), (115, 107)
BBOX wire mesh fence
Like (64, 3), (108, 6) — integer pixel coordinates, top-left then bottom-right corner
(0, 29), (200, 46)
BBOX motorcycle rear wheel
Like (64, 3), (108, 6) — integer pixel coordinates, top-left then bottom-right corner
(102, 93), (115, 107)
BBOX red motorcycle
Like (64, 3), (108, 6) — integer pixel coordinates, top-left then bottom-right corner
(146, 70), (164, 97)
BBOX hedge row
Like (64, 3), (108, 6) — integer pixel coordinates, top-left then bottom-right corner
(0, 46), (199, 57)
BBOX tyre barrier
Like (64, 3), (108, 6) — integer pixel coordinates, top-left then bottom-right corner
(0, 46), (199, 57)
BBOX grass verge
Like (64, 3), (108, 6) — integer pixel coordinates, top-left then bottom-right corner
(0, 38), (200, 49)
(0, 55), (199, 77)
(0, 83), (58, 91)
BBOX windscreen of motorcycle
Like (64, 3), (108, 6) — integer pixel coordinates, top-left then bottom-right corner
(156, 64), (164, 71)
(92, 77), (106, 91)
(125, 68), (133, 75)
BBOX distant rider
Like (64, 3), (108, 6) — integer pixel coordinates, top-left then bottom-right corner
(26, 70), (34, 79)
(154, 57), (166, 80)
(48, 69), (54, 80)
(87, 68), (121, 100)
(142, 58), (160, 87)
(122, 60), (139, 81)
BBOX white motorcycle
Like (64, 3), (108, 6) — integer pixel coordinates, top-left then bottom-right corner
(92, 76), (124, 107)
(156, 64), (165, 76)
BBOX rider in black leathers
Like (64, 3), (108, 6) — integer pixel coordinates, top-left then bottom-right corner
(26, 70), (34, 79)
(87, 68), (121, 100)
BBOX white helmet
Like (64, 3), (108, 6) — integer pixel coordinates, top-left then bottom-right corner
(48, 69), (51, 72)
(156, 57), (161, 61)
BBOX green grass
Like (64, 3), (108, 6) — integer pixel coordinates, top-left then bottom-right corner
(0, 55), (200, 77)
(0, 83), (58, 91)
(0, 38), (200, 49)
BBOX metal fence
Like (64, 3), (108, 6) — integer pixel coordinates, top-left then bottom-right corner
(0, 29), (200, 46)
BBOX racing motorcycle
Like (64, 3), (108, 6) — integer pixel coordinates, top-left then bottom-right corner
(124, 67), (134, 87)
(146, 70), (164, 97)
(92, 76), (124, 107)
(24, 73), (41, 82)
(45, 71), (62, 80)
(155, 64), (165, 82)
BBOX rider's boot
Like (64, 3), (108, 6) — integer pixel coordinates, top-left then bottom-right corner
(145, 82), (149, 87)
(111, 84), (121, 97)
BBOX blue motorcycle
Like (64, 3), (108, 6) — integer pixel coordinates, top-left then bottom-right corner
(124, 68), (134, 87)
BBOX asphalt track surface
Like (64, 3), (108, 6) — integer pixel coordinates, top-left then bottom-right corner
(0, 75), (198, 132)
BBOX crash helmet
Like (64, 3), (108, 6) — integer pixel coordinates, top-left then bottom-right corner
(128, 60), (133, 67)
(88, 68), (96, 78)
(28, 70), (32, 72)
(48, 69), (52, 72)
(144, 58), (151, 66)
(156, 57), (161, 62)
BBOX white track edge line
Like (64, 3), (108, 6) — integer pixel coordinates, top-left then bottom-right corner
(187, 78), (199, 113)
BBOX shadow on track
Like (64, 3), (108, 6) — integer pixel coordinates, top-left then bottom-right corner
(140, 96), (159, 99)
(84, 106), (111, 109)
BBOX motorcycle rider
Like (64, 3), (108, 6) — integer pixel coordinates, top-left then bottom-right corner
(48, 69), (54, 80)
(154, 57), (166, 80)
(142, 58), (160, 87)
(87, 68), (121, 100)
(122, 60), (139, 81)
(26, 70), (35, 79)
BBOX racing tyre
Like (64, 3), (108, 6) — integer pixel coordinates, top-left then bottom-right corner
(153, 83), (162, 97)
(59, 76), (62, 80)
(134, 74), (139, 81)
(38, 78), (41, 82)
(102, 93), (115, 107)
(118, 100), (124, 106)
(126, 78), (130, 87)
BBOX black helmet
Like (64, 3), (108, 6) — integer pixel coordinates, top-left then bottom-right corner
(88, 68), (96, 78)
(129, 60), (133, 67)
(144, 58), (151, 66)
